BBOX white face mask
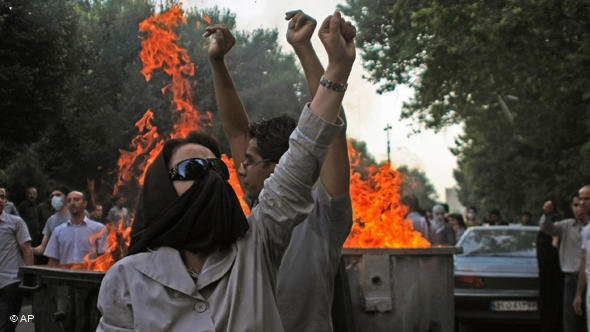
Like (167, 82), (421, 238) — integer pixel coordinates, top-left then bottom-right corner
(466, 212), (475, 220)
(51, 196), (64, 211)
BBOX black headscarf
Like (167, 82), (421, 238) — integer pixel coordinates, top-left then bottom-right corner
(127, 148), (249, 256)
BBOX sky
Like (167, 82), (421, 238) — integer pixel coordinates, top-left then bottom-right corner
(183, 0), (463, 200)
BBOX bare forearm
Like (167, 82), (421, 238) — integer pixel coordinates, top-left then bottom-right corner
(33, 235), (48, 255)
(576, 253), (587, 297)
(293, 42), (324, 98)
(309, 65), (349, 123)
(210, 59), (250, 164)
(293, 42), (350, 195)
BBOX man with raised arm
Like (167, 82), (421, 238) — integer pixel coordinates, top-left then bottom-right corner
(206, 10), (354, 331)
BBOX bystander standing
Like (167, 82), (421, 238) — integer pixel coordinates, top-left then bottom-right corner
(44, 191), (106, 265)
(106, 195), (130, 228)
(541, 193), (588, 331)
(0, 186), (33, 332)
(17, 186), (42, 246)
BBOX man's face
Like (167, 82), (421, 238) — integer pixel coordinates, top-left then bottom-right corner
(237, 138), (275, 201)
(432, 206), (445, 221)
(91, 205), (103, 218)
(26, 187), (37, 202)
(579, 186), (590, 214)
(116, 196), (126, 207)
(572, 197), (587, 221)
(50, 190), (65, 203)
(490, 213), (500, 223)
(169, 143), (216, 197)
(67, 191), (87, 216)
(521, 215), (531, 224)
(0, 188), (6, 212)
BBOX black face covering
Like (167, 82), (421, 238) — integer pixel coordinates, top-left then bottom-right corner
(127, 151), (249, 256)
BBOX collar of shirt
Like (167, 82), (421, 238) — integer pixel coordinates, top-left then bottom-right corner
(66, 216), (90, 227)
(0, 211), (6, 222)
(131, 245), (237, 298)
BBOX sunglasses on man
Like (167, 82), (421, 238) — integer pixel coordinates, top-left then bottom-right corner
(169, 158), (230, 182)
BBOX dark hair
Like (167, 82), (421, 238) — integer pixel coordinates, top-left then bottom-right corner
(490, 209), (501, 216)
(51, 186), (69, 196)
(522, 211), (532, 217)
(442, 204), (449, 213)
(449, 213), (466, 228)
(249, 115), (297, 164)
(401, 195), (419, 211)
(162, 131), (222, 166)
(185, 131), (221, 158)
(468, 206), (477, 212)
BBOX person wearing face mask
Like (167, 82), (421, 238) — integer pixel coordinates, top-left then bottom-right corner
(429, 205), (455, 245)
(97, 11), (355, 330)
(32, 188), (70, 256)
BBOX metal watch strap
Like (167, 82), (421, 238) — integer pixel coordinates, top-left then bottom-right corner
(319, 75), (348, 93)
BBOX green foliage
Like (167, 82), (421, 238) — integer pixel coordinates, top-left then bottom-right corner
(1, 1), (308, 204)
(341, 0), (590, 219)
(0, 0), (77, 160)
(397, 166), (437, 212)
(181, 7), (308, 152)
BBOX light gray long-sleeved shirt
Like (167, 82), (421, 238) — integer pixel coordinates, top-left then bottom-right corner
(277, 182), (352, 332)
(97, 104), (344, 332)
(539, 214), (584, 273)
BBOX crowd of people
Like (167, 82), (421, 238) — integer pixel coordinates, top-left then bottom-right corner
(2, 10), (356, 332)
(403, 186), (590, 332)
(1, 7), (588, 332)
(402, 195), (537, 246)
(0, 185), (134, 331)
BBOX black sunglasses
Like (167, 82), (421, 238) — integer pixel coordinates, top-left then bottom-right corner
(169, 158), (230, 182)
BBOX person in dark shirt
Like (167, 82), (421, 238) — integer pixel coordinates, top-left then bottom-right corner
(17, 186), (42, 246)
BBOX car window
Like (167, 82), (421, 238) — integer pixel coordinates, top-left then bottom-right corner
(458, 228), (537, 257)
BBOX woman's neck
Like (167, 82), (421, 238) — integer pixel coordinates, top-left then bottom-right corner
(182, 250), (206, 274)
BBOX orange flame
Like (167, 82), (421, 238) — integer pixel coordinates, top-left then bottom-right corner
(73, 6), (246, 272)
(115, 6), (213, 195)
(222, 154), (250, 215)
(71, 222), (132, 272)
(114, 110), (163, 194)
(344, 142), (430, 248)
(202, 13), (211, 24)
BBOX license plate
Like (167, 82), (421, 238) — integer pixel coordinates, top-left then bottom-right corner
(490, 300), (537, 311)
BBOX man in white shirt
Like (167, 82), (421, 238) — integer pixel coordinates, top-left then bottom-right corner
(44, 191), (106, 265)
(571, 185), (590, 329)
(0, 186), (33, 332)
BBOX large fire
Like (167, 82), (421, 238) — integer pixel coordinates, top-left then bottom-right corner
(74, 7), (225, 271)
(72, 6), (428, 273)
(344, 143), (430, 248)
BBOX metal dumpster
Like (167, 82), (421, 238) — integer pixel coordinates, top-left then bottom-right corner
(19, 266), (104, 332)
(340, 247), (461, 332)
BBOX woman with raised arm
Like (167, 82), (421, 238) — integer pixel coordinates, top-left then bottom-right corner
(96, 12), (356, 332)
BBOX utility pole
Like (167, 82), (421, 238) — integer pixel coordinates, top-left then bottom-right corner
(384, 123), (392, 164)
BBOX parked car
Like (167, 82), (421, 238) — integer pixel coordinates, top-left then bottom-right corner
(454, 226), (539, 329)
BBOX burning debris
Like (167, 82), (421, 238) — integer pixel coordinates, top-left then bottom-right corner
(344, 143), (430, 249)
(70, 6), (427, 273)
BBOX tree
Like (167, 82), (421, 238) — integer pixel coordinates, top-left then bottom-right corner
(2, 2), (309, 206)
(340, 0), (590, 219)
(397, 166), (437, 212)
(0, 0), (78, 161)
